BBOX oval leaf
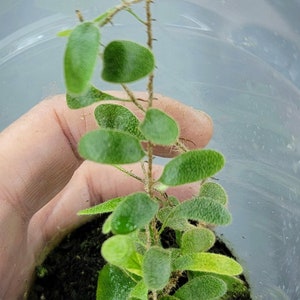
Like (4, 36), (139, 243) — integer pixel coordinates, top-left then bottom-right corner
(102, 40), (155, 83)
(173, 253), (243, 276)
(95, 104), (144, 139)
(101, 235), (142, 274)
(143, 246), (171, 290)
(191, 272), (251, 299)
(139, 108), (179, 145)
(199, 182), (228, 205)
(78, 129), (145, 164)
(111, 192), (159, 234)
(173, 196), (231, 226)
(181, 228), (216, 254)
(159, 150), (225, 186)
(67, 85), (122, 109)
(64, 22), (100, 94)
(174, 275), (227, 300)
(96, 264), (136, 300)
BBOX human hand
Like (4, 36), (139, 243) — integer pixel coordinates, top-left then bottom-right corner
(0, 92), (213, 299)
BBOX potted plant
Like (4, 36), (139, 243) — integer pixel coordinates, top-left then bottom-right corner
(30, 1), (251, 299)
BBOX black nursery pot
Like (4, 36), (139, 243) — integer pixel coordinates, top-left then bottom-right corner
(1, 1), (300, 299)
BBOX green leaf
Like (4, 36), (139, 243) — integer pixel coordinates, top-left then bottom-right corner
(199, 182), (228, 205)
(96, 264), (136, 300)
(66, 85), (122, 109)
(129, 280), (148, 300)
(173, 196), (231, 226)
(159, 150), (225, 186)
(181, 228), (216, 254)
(102, 214), (113, 234)
(174, 275), (227, 300)
(57, 29), (72, 37)
(95, 104), (144, 139)
(190, 272), (251, 300)
(111, 192), (159, 234)
(173, 252), (243, 276)
(77, 197), (124, 215)
(157, 207), (193, 232)
(64, 22), (100, 94)
(102, 40), (155, 83)
(78, 129), (145, 164)
(139, 108), (179, 145)
(101, 235), (142, 275)
(160, 297), (180, 300)
(143, 246), (171, 290)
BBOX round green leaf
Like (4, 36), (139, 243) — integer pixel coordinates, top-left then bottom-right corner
(78, 129), (145, 164)
(173, 196), (232, 226)
(101, 235), (142, 275)
(143, 246), (171, 290)
(64, 22), (100, 94)
(111, 192), (159, 234)
(139, 108), (179, 145)
(181, 228), (216, 253)
(96, 264), (136, 300)
(102, 40), (155, 83)
(95, 104), (144, 139)
(159, 150), (225, 186)
(199, 182), (228, 205)
(174, 275), (227, 300)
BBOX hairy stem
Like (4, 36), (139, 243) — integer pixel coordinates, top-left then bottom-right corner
(114, 165), (144, 183)
(99, 0), (144, 27)
(145, 0), (155, 201)
(121, 84), (146, 112)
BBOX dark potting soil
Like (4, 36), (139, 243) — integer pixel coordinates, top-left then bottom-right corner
(29, 215), (251, 300)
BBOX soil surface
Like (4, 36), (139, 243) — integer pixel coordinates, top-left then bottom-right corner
(29, 215), (251, 300)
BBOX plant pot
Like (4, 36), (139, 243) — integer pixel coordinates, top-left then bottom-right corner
(1, 1), (300, 299)
(28, 214), (251, 299)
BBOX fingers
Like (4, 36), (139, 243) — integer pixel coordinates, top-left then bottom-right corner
(28, 160), (198, 259)
(0, 92), (212, 220)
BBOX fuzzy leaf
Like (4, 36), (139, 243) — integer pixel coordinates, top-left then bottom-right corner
(95, 104), (144, 139)
(173, 196), (231, 225)
(173, 252), (243, 276)
(174, 275), (227, 300)
(101, 235), (142, 275)
(139, 108), (179, 145)
(129, 280), (148, 300)
(66, 86), (122, 109)
(143, 246), (171, 290)
(181, 228), (216, 254)
(102, 40), (155, 83)
(199, 182), (228, 205)
(64, 22), (100, 94)
(79, 129), (145, 164)
(157, 207), (193, 231)
(111, 192), (159, 234)
(77, 197), (123, 215)
(190, 272), (250, 300)
(96, 264), (136, 300)
(159, 150), (225, 186)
